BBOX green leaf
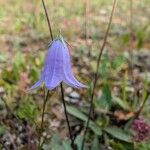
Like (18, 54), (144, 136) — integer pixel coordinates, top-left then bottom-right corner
(110, 141), (134, 150)
(99, 55), (110, 78)
(104, 127), (132, 143)
(95, 84), (112, 109)
(16, 100), (39, 122)
(90, 123), (102, 136)
(0, 125), (6, 136)
(67, 105), (87, 122)
(43, 134), (72, 150)
(0, 54), (6, 62)
(101, 84), (112, 106)
(48, 134), (63, 150)
(110, 141), (124, 150)
(62, 140), (72, 150)
(112, 54), (127, 71)
(91, 136), (100, 150)
(31, 66), (40, 81)
(74, 135), (89, 150)
(120, 34), (130, 45)
(67, 106), (102, 135)
(13, 51), (25, 69)
(12, 51), (26, 81)
(112, 96), (129, 110)
(138, 141), (150, 150)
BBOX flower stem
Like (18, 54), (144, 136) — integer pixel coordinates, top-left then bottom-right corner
(60, 83), (75, 149)
(81, 0), (117, 149)
(38, 0), (54, 149)
(41, 0), (74, 148)
(41, 0), (53, 40)
(135, 92), (150, 118)
(84, 0), (91, 57)
(38, 90), (49, 149)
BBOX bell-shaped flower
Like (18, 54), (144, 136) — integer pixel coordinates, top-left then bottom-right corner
(30, 36), (87, 90)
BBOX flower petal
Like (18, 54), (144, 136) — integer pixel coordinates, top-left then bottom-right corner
(29, 37), (87, 91)
(29, 71), (44, 90)
(46, 80), (62, 90)
(45, 40), (63, 89)
(62, 41), (87, 88)
(64, 74), (87, 88)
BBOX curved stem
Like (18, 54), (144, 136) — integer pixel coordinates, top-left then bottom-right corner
(135, 92), (150, 118)
(42, 0), (54, 40)
(38, 90), (49, 149)
(60, 83), (75, 149)
(41, 1), (74, 148)
(38, 0), (54, 149)
(84, 0), (90, 56)
(81, 0), (117, 149)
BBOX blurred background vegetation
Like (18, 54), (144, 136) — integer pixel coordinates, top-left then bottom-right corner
(0, 0), (150, 149)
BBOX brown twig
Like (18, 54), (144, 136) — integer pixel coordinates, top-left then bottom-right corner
(81, 0), (118, 149)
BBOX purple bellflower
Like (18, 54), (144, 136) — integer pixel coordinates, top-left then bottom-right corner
(30, 36), (87, 90)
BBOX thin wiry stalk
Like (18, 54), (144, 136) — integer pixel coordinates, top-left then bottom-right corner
(42, 0), (53, 40)
(84, 0), (91, 56)
(135, 92), (150, 118)
(129, 0), (133, 71)
(129, 0), (135, 109)
(81, 0), (118, 149)
(41, 0), (74, 149)
(60, 83), (75, 148)
(130, 0), (133, 37)
(38, 0), (53, 148)
(38, 90), (49, 149)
